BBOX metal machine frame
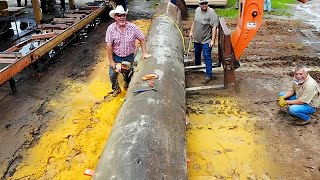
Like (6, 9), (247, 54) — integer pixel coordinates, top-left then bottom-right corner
(0, 1), (110, 93)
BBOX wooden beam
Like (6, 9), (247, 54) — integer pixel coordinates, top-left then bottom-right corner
(185, 64), (205, 70)
(53, 18), (78, 23)
(0, 58), (17, 63)
(70, 10), (93, 14)
(0, 52), (22, 58)
(64, 14), (85, 18)
(31, 32), (57, 40)
(38, 24), (69, 29)
(185, 84), (225, 91)
(185, 63), (220, 70)
(31, 0), (42, 25)
(51, 30), (65, 34)
(69, 0), (75, 10)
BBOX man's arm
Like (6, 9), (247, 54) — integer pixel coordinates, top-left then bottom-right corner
(282, 90), (295, 99)
(209, 26), (217, 47)
(286, 99), (304, 105)
(106, 42), (115, 68)
(282, 90), (304, 105)
(189, 21), (194, 39)
(140, 39), (151, 59)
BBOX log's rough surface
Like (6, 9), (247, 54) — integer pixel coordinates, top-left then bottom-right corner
(93, 2), (187, 180)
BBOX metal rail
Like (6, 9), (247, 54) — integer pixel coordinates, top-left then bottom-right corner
(0, 1), (109, 93)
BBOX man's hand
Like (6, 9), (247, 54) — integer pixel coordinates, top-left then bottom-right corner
(189, 32), (193, 39)
(142, 53), (151, 59)
(276, 96), (288, 107)
(110, 61), (116, 69)
(209, 40), (214, 47)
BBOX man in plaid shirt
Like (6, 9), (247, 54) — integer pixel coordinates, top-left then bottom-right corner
(106, 5), (151, 96)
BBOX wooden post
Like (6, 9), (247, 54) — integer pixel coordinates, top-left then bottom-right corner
(9, 78), (17, 94)
(31, 0), (42, 25)
(218, 18), (236, 87)
(69, 0), (75, 10)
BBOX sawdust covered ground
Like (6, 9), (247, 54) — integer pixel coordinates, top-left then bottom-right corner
(1, 1), (320, 180)
(184, 15), (320, 179)
(0, 17), (151, 179)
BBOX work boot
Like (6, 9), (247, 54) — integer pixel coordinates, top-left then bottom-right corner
(310, 113), (319, 124)
(112, 88), (121, 97)
(293, 118), (311, 126)
(279, 106), (289, 114)
(202, 77), (212, 84)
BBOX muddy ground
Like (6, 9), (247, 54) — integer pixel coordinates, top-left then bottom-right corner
(1, 0), (320, 179)
(185, 7), (320, 180)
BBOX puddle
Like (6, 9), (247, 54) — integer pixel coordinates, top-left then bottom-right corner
(293, 0), (320, 30)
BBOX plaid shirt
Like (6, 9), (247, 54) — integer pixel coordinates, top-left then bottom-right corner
(105, 22), (145, 57)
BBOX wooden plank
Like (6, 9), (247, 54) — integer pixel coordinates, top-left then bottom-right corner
(6, 7), (25, 11)
(0, 58), (17, 64)
(64, 14), (85, 18)
(185, 64), (205, 69)
(31, 32), (57, 40)
(38, 24), (69, 29)
(185, 63), (220, 70)
(185, 84), (225, 91)
(51, 30), (65, 34)
(70, 9), (93, 14)
(53, 18), (79, 23)
(0, 52), (22, 58)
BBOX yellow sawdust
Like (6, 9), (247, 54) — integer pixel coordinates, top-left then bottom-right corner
(187, 97), (280, 179)
(133, 19), (151, 48)
(10, 20), (150, 180)
(10, 55), (125, 180)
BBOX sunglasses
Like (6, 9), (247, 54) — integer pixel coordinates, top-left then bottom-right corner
(115, 13), (126, 17)
(200, 2), (208, 5)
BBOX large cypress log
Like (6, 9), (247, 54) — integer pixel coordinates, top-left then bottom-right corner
(93, 1), (186, 179)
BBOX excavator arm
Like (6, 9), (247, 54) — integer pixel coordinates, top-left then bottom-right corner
(217, 0), (264, 88)
(231, 0), (264, 61)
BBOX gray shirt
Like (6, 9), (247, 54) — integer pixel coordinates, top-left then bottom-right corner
(193, 7), (219, 44)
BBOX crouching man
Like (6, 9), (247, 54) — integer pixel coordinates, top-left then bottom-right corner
(277, 64), (320, 125)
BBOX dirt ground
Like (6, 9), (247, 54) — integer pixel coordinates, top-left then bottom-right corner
(185, 8), (320, 180)
(1, 0), (320, 179)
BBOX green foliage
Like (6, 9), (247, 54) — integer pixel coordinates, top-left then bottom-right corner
(214, 0), (238, 18)
(269, 0), (296, 16)
(213, 0), (297, 19)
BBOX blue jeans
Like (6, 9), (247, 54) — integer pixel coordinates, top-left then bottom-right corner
(264, 0), (271, 12)
(194, 42), (213, 78)
(279, 92), (316, 121)
(171, 0), (176, 4)
(109, 53), (134, 90)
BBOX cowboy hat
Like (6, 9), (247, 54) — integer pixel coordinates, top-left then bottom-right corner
(109, 5), (129, 18)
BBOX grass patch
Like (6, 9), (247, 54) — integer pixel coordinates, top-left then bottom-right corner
(214, 0), (238, 18)
(270, 0), (296, 16)
(213, 0), (297, 19)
